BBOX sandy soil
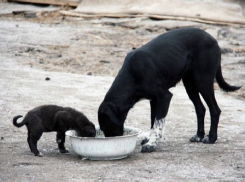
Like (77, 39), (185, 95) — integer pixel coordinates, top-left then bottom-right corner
(0, 2), (245, 182)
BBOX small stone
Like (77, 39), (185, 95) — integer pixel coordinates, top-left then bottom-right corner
(45, 77), (50, 81)
(39, 59), (44, 64)
(100, 60), (110, 64)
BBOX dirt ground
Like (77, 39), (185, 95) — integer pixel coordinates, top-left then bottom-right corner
(0, 2), (245, 182)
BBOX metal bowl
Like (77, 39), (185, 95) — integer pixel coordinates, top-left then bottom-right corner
(65, 126), (139, 160)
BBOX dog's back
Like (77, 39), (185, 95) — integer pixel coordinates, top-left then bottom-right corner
(122, 28), (219, 88)
(32, 105), (64, 131)
(142, 28), (216, 52)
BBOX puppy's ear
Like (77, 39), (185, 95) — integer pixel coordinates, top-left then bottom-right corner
(103, 102), (122, 126)
(85, 127), (96, 137)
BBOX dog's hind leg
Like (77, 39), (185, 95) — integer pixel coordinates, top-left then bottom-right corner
(183, 71), (206, 142)
(27, 128), (32, 152)
(27, 116), (44, 156)
(141, 90), (172, 153)
(199, 85), (221, 144)
(29, 132), (43, 157)
(194, 46), (221, 143)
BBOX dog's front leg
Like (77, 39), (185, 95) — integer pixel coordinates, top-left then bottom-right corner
(141, 90), (172, 153)
(56, 131), (69, 154)
(141, 118), (165, 152)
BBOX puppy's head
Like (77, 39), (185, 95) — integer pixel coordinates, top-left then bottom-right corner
(78, 121), (96, 137)
(98, 102), (124, 137)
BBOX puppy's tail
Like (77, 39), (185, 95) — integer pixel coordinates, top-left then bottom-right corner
(216, 65), (242, 92)
(13, 115), (26, 128)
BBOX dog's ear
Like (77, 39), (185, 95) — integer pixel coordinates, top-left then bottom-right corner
(85, 126), (96, 137)
(100, 102), (122, 126)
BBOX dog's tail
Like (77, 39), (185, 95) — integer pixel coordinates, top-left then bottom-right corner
(13, 115), (26, 128)
(216, 65), (242, 92)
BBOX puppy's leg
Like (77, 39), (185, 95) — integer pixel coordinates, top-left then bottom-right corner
(56, 131), (69, 154)
(29, 132), (43, 157)
(183, 71), (206, 142)
(141, 118), (165, 152)
(141, 91), (172, 153)
(55, 116), (69, 154)
(25, 115), (44, 156)
(27, 128), (32, 152)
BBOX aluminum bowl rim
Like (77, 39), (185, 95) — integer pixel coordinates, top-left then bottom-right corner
(65, 125), (140, 140)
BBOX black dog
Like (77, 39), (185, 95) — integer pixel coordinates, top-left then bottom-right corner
(98, 28), (241, 153)
(13, 105), (95, 156)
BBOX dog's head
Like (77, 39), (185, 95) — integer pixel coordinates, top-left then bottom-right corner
(98, 102), (124, 137)
(78, 121), (96, 137)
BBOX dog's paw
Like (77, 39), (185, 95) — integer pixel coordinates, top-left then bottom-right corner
(140, 137), (150, 145)
(141, 144), (156, 153)
(35, 152), (43, 157)
(202, 135), (216, 144)
(190, 134), (203, 142)
(57, 139), (62, 144)
(60, 148), (69, 154)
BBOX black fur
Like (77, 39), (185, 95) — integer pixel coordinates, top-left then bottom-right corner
(98, 28), (241, 150)
(13, 105), (95, 156)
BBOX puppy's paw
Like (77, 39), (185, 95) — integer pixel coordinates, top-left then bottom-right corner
(60, 148), (69, 154)
(190, 134), (203, 142)
(36, 152), (43, 157)
(202, 135), (216, 144)
(140, 137), (149, 145)
(141, 144), (156, 153)
(57, 139), (62, 144)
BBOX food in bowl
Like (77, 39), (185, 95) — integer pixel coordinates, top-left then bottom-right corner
(66, 126), (139, 160)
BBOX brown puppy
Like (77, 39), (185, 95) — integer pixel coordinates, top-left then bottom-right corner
(13, 105), (95, 156)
